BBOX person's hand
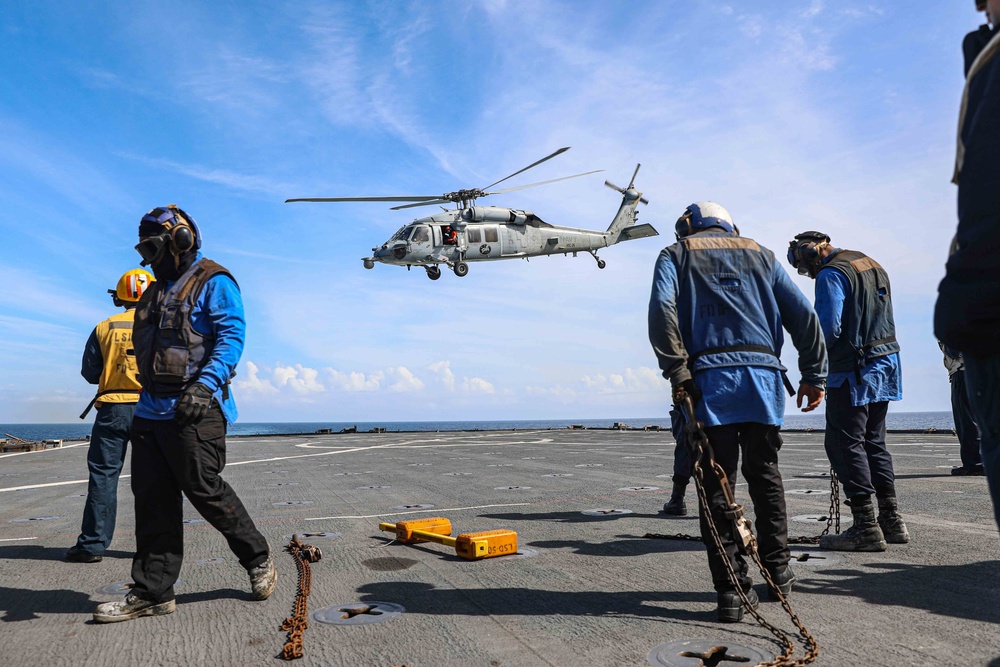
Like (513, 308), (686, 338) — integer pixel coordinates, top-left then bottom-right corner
(175, 383), (213, 427)
(672, 378), (702, 406)
(796, 383), (824, 412)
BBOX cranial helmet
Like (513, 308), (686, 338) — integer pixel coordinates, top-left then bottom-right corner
(675, 201), (736, 239)
(787, 231), (831, 277)
(110, 268), (155, 304)
(135, 205), (202, 267)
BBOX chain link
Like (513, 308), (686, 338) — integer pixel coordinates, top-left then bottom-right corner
(281, 535), (323, 661)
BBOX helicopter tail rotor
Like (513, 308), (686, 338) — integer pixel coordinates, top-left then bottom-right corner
(605, 163), (649, 205)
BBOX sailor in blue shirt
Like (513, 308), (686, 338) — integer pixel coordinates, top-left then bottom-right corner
(650, 203), (827, 623)
(94, 205), (276, 624)
(788, 232), (908, 552)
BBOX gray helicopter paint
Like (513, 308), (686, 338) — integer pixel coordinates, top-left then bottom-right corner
(287, 149), (658, 279)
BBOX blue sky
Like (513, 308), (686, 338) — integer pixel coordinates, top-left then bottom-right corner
(0, 1), (981, 423)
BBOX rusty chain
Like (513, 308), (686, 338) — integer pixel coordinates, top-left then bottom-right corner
(281, 535), (323, 661)
(677, 392), (820, 667)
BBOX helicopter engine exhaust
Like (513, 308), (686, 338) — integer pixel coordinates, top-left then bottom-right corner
(463, 206), (532, 224)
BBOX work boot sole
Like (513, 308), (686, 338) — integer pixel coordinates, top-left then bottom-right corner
(883, 531), (910, 544)
(819, 535), (887, 552)
(661, 502), (687, 516)
(93, 599), (176, 623)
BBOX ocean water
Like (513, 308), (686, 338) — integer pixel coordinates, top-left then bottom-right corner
(0, 412), (957, 442)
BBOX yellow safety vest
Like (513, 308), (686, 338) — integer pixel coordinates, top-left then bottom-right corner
(95, 310), (141, 404)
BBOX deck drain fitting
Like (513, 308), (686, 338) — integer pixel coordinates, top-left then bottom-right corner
(522, 457), (546, 460)
(273, 501), (314, 506)
(358, 485), (391, 490)
(789, 548), (843, 567)
(391, 504), (435, 510)
(647, 639), (771, 666)
(791, 514), (831, 524)
(487, 464), (514, 467)
(582, 509), (633, 516)
(10, 516), (60, 523)
(263, 470), (289, 474)
(283, 531), (342, 540)
(182, 518), (205, 525)
(495, 486), (531, 490)
(269, 482), (300, 487)
(575, 464), (604, 468)
(443, 472), (472, 476)
(312, 601), (405, 626)
(619, 486), (660, 492)
(785, 489), (825, 495)
(542, 473), (574, 477)
(798, 472), (831, 478)
(65, 493), (87, 498)
(195, 557), (226, 565)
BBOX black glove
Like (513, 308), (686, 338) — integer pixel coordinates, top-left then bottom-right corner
(174, 383), (213, 427)
(672, 378), (702, 406)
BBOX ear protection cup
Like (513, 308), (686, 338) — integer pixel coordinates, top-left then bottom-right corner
(166, 205), (196, 253)
(787, 231), (831, 273)
(171, 224), (195, 252)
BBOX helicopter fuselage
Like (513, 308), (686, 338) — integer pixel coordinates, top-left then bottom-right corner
(365, 207), (614, 271)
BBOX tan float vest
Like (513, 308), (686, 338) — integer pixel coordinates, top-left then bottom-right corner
(94, 309), (142, 404)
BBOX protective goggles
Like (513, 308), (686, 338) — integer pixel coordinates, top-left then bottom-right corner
(135, 233), (170, 266)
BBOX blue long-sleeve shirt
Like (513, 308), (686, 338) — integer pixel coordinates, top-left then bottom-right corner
(649, 244), (826, 427)
(135, 255), (244, 424)
(815, 251), (901, 406)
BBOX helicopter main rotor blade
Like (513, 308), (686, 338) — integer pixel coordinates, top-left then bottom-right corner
(604, 180), (626, 194)
(628, 163), (641, 189)
(485, 170), (604, 196)
(390, 199), (451, 210)
(479, 146), (570, 191)
(285, 196), (443, 204)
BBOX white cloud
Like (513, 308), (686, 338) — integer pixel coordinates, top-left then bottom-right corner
(326, 368), (384, 392)
(389, 366), (425, 392)
(272, 363), (326, 394)
(236, 361), (279, 395)
(428, 360), (456, 390)
(461, 377), (495, 394)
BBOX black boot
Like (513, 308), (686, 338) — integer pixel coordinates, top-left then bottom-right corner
(661, 478), (688, 516)
(765, 563), (796, 601)
(876, 495), (910, 544)
(717, 586), (759, 623)
(819, 495), (887, 552)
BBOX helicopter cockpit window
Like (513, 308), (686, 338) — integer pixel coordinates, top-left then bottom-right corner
(467, 228), (481, 243)
(390, 227), (409, 242)
(411, 226), (430, 243)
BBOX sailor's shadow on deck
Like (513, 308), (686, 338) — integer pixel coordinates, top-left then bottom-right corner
(357, 580), (717, 623)
(0, 544), (132, 562)
(796, 560), (1000, 624)
(529, 535), (703, 556)
(0, 586), (95, 622)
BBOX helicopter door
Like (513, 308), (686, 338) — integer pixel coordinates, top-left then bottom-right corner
(471, 225), (501, 260)
(409, 225), (432, 251)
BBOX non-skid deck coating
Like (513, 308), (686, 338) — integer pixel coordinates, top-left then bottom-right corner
(1, 429), (998, 667)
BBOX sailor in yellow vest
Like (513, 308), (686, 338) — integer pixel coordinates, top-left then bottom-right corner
(66, 269), (153, 563)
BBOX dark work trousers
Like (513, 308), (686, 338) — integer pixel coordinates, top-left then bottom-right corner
(951, 370), (983, 469)
(962, 353), (1000, 532)
(129, 406), (268, 603)
(671, 407), (693, 482)
(823, 381), (895, 499)
(74, 402), (135, 555)
(698, 422), (789, 593)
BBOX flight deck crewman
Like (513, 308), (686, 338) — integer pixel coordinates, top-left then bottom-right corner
(935, 0), (1000, 533)
(788, 232), (908, 551)
(66, 269), (153, 564)
(649, 202), (827, 623)
(94, 205), (276, 623)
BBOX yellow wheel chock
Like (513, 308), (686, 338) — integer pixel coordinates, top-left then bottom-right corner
(378, 517), (518, 560)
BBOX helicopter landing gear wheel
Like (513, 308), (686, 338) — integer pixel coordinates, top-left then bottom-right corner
(597, 259), (606, 269)
(453, 261), (469, 277)
(426, 266), (441, 280)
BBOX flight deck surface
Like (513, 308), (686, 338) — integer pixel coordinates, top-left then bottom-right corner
(1, 429), (997, 666)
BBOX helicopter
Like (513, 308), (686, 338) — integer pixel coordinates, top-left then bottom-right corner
(286, 147), (658, 280)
